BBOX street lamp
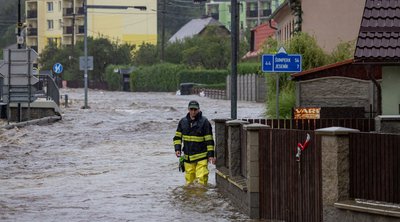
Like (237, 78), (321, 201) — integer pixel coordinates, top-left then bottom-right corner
(82, 0), (146, 109)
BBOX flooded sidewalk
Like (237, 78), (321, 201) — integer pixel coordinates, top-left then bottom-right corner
(0, 88), (265, 222)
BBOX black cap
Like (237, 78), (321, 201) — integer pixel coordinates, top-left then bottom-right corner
(188, 100), (200, 109)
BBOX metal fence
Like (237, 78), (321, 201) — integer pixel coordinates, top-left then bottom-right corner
(259, 128), (322, 221)
(242, 118), (375, 132)
(349, 132), (400, 204)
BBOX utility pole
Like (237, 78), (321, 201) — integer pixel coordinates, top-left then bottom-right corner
(17, 0), (22, 49)
(83, 0), (88, 109)
(161, 0), (166, 61)
(231, 0), (239, 119)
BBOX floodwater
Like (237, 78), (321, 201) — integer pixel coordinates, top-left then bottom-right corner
(0, 88), (265, 222)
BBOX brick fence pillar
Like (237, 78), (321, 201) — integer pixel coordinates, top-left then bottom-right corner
(226, 120), (249, 177)
(315, 127), (359, 221)
(214, 119), (230, 169)
(244, 123), (270, 219)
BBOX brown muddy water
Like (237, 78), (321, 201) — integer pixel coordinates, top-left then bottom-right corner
(0, 88), (265, 222)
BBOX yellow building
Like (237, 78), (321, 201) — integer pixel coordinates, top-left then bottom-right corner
(25, 0), (157, 54)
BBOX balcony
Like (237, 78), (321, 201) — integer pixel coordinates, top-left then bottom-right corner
(63, 26), (73, 35)
(27, 28), (38, 36)
(63, 8), (73, 16)
(76, 7), (84, 16)
(77, 25), (84, 34)
(27, 10), (38, 19)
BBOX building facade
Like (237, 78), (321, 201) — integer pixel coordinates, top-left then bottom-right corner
(25, 0), (157, 54)
(270, 0), (365, 52)
(206, 0), (284, 30)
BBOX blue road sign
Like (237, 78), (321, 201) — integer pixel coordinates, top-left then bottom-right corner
(262, 47), (302, 73)
(53, 63), (63, 74)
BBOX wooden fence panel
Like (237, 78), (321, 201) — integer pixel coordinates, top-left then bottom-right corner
(259, 129), (322, 221)
(349, 132), (400, 203)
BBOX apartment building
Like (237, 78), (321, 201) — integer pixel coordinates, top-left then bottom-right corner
(25, 0), (157, 54)
(206, 0), (284, 30)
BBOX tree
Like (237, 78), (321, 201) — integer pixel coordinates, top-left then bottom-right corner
(39, 37), (134, 82)
(132, 42), (158, 66)
(163, 26), (231, 69)
(328, 40), (356, 63)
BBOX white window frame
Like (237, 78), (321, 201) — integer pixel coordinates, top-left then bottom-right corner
(47, 1), (54, 12)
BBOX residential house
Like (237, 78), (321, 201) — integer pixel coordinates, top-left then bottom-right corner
(25, 0), (157, 54)
(168, 17), (230, 43)
(354, 0), (400, 116)
(269, 0), (365, 52)
(242, 20), (277, 59)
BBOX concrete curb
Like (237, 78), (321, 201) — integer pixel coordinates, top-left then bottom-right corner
(2, 115), (62, 130)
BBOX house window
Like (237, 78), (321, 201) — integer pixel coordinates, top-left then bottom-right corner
(47, 20), (54, 30)
(59, 1), (62, 11)
(59, 19), (62, 29)
(47, 2), (54, 12)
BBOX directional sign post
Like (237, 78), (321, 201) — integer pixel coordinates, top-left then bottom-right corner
(261, 47), (302, 118)
(262, 47), (302, 73)
(53, 63), (63, 74)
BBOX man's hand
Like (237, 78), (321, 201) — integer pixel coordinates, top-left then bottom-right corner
(175, 151), (181, 157)
(208, 157), (216, 165)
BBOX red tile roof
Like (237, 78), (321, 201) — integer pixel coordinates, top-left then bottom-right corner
(354, 0), (400, 63)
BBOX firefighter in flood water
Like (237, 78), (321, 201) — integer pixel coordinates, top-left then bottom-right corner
(173, 100), (216, 185)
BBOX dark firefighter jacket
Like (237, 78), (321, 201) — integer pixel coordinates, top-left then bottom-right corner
(173, 111), (214, 163)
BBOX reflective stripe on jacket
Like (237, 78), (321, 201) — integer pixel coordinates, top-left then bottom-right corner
(173, 111), (214, 163)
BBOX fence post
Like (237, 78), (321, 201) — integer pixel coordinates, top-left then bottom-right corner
(315, 127), (359, 220)
(214, 118), (230, 168)
(226, 120), (249, 177)
(244, 123), (270, 219)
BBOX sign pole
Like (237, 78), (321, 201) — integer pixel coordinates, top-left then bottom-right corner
(276, 73), (280, 119)
(261, 47), (302, 119)
(83, 0), (88, 109)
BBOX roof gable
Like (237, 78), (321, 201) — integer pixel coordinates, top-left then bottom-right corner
(355, 0), (400, 63)
(168, 17), (226, 43)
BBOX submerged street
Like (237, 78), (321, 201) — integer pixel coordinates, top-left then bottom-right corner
(0, 88), (265, 222)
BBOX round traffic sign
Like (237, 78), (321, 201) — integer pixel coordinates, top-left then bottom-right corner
(53, 63), (63, 74)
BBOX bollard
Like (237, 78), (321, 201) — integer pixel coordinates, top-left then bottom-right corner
(64, 94), (68, 108)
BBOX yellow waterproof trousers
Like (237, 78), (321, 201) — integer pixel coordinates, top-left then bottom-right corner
(184, 159), (209, 185)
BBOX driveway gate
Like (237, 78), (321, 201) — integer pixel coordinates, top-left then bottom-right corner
(259, 129), (322, 221)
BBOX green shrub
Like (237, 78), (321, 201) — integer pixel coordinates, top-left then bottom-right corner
(237, 62), (261, 75)
(130, 65), (229, 92)
(104, 65), (124, 91)
(130, 63), (183, 92)
(178, 69), (228, 85)
(265, 73), (295, 119)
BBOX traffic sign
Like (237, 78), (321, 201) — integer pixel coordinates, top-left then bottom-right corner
(53, 63), (63, 74)
(79, 56), (94, 71)
(262, 47), (302, 73)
